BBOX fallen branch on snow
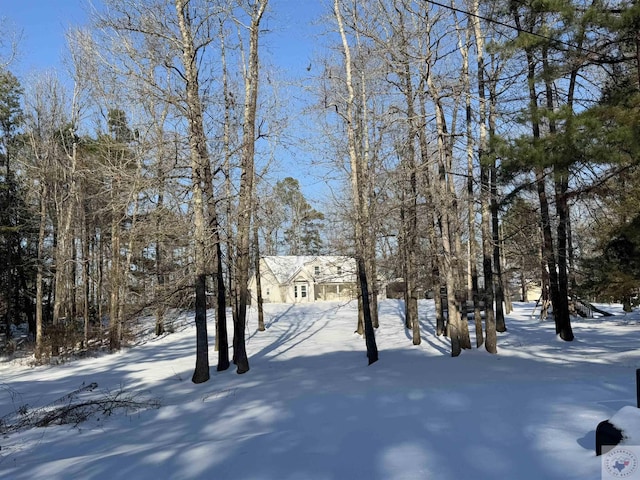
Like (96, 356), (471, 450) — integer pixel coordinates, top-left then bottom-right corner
(0, 382), (160, 435)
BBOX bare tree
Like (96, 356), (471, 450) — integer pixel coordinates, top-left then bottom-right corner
(0, 18), (20, 69)
(458, 10), (483, 347)
(391, 0), (421, 345)
(23, 73), (69, 359)
(469, 0), (496, 354)
(333, 0), (378, 365)
(232, 0), (268, 374)
(173, 0), (214, 382)
(415, 1), (470, 355)
(86, 0), (248, 379)
(50, 84), (84, 357)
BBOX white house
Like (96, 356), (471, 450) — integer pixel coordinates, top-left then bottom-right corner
(248, 256), (358, 304)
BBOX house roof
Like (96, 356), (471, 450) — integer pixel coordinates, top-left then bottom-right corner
(262, 256), (356, 285)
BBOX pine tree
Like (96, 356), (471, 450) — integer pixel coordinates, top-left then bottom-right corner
(273, 177), (325, 255)
(0, 69), (33, 340)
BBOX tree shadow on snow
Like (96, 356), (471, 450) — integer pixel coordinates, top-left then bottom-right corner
(2, 300), (634, 480)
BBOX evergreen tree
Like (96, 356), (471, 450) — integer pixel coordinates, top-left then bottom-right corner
(581, 213), (640, 311)
(273, 177), (325, 255)
(574, 21), (640, 309)
(0, 69), (34, 338)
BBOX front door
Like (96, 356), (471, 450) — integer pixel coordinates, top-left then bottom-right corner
(294, 283), (309, 303)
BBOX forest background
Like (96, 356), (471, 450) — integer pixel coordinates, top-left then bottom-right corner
(1, 0), (640, 376)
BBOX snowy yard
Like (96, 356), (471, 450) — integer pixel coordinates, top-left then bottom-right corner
(1, 299), (640, 479)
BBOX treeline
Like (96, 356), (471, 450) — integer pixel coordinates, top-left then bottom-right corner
(1, 0), (639, 376)
(321, 0), (640, 357)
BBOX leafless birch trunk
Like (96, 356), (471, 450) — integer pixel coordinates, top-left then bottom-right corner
(470, 0), (496, 354)
(459, 17), (483, 347)
(334, 0), (378, 364)
(233, 0), (268, 374)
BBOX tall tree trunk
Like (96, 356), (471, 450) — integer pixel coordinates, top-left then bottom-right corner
(461, 23), (483, 347)
(359, 68), (379, 331)
(417, 87), (445, 337)
(543, 44), (573, 340)
(53, 140), (78, 356)
(109, 208), (122, 351)
(539, 222), (550, 321)
(441, 222), (462, 357)
(471, 0), (496, 353)
(356, 282), (364, 335)
(154, 122), (168, 337)
(400, 198), (411, 330)
(537, 167), (564, 332)
(500, 222), (513, 313)
(481, 166), (497, 354)
(367, 255), (380, 330)
(398, 17), (420, 345)
(97, 231), (104, 339)
(121, 170), (141, 348)
(554, 170), (574, 340)
(556, 29), (584, 339)
(220, 19), (238, 346)
(334, 0), (378, 363)
(211, 20), (230, 367)
(155, 185), (165, 337)
(234, 0), (268, 375)
(425, 57), (465, 354)
(81, 197), (90, 348)
(175, 0), (211, 384)
(433, 98), (463, 356)
(489, 80), (506, 333)
(202, 137), (225, 357)
(214, 222), (230, 371)
(358, 257), (378, 365)
(35, 182), (47, 360)
(512, 2), (572, 341)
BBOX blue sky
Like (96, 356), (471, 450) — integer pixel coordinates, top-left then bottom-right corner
(4, 0), (332, 203)
(4, 0), (89, 76)
(5, 0), (325, 79)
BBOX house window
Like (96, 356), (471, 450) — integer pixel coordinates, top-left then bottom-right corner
(314, 266), (320, 276)
(301, 285), (307, 298)
(266, 288), (270, 296)
(337, 266), (342, 276)
(294, 285), (298, 298)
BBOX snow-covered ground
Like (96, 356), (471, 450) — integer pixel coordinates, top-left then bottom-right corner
(1, 299), (640, 479)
